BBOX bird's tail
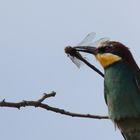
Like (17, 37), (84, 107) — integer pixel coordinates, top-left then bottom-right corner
(116, 118), (140, 140)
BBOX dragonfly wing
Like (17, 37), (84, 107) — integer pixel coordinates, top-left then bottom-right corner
(68, 55), (83, 68)
(77, 32), (96, 46)
(90, 37), (110, 47)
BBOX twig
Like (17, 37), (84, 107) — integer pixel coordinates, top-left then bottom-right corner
(37, 91), (56, 102)
(0, 91), (109, 120)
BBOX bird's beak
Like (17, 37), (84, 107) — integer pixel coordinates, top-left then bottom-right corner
(74, 46), (97, 55)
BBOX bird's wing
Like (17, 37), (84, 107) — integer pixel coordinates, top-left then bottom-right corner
(104, 81), (108, 105)
(135, 70), (140, 93)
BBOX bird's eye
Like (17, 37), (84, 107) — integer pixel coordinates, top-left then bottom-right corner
(98, 45), (112, 53)
(106, 45), (112, 49)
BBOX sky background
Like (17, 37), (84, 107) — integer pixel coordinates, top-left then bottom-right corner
(0, 0), (140, 140)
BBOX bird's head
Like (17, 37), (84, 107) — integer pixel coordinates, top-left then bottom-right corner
(75, 41), (139, 70)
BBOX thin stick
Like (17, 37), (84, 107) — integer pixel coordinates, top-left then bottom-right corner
(0, 92), (108, 119)
(76, 54), (104, 77)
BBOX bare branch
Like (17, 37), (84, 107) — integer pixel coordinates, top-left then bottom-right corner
(0, 91), (109, 120)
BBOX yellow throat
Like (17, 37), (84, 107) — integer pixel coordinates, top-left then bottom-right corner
(96, 53), (122, 68)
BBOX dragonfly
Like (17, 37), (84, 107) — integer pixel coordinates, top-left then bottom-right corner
(65, 32), (110, 77)
(65, 32), (96, 68)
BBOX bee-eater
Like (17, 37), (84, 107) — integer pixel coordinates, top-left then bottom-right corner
(74, 41), (140, 140)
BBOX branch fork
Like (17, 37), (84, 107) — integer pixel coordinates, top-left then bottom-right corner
(0, 91), (108, 120)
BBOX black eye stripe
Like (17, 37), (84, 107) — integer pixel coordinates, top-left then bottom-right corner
(98, 45), (112, 53)
(98, 47), (106, 53)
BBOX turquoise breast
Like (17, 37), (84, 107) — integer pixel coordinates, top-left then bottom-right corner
(104, 61), (140, 120)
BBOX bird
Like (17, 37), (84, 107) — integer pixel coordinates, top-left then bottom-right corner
(74, 40), (140, 140)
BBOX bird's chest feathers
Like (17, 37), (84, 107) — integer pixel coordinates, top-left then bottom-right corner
(104, 62), (140, 120)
